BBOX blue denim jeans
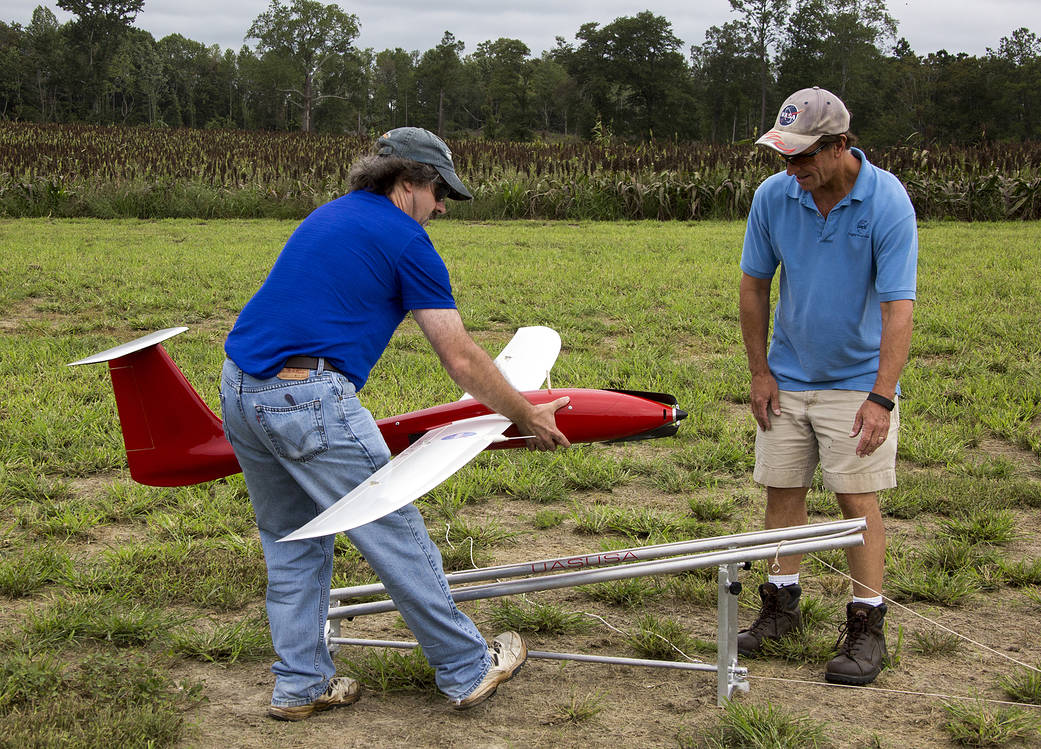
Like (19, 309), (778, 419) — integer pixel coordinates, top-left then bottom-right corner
(219, 358), (489, 706)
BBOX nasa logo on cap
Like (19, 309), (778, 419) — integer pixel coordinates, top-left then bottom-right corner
(779, 105), (801, 127)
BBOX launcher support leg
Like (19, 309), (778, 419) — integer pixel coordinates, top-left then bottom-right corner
(716, 562), (749, 705)
(326, 597), (344, 654)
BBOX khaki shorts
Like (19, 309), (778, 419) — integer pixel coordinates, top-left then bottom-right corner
(753, 389), (899, 494)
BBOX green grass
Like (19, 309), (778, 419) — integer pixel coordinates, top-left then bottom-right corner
(910, 628), (963, 657)
(999, 666), (1041, 706)
(546, 689), (605, 725)
(533, 509), (566, 529)
(0, 547), (72, 597)
(579, 576), (660, 608)
(626, 614), (703, 661)
(339, 647), (438, 694)
(23, 595), (185, 649)
(942, 699), (1041, 747)
(488, 598), (593, 635)
(171, 613), (274, 664)
(689, 700), (833, 749)
(0, 218), (1040, 745)
(0, 652), (202, 748)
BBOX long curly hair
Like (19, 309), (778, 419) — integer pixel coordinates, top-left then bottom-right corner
(347, 155), (440, 196)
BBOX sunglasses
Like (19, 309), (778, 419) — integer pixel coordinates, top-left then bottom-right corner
(432, 178), (451, 202)
(781, 141), (832, 164)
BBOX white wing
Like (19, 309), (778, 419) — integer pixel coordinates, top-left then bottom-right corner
(278, 414), (512, 542)
(458, 325), (560, 400)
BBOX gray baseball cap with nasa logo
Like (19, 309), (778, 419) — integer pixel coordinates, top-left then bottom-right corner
(755, 86), (850, 156)
(376, 127), (473, 200)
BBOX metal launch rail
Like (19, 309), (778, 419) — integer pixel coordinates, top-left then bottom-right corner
(325, 518), (868, 704)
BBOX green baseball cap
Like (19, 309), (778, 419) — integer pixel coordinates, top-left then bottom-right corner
(376, 127), (473, 201)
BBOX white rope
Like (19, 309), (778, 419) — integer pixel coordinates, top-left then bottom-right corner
(808, 552), (1041, 675)
(581, 611), (704, 664)
(747, 674), (1041, 710)
(443, 521), (478, 569)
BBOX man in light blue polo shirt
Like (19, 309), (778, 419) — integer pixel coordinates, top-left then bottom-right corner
(737, 87), (917, 686)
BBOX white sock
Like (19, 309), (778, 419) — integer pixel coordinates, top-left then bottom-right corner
(768, 573), (800, 588)
(853, 594), (883, 607)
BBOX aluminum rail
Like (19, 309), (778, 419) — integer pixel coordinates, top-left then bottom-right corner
(329, 637), (730, 675)
(329, 517), (868, 601)
(327, 522), (865, 621)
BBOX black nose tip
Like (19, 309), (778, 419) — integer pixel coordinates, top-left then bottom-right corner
(675, 408), (687, 422)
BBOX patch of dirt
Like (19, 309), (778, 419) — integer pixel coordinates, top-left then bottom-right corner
(976, 437), (1040, 468)
(0, 299), (58, 332)
(168, 492), (1041, 749)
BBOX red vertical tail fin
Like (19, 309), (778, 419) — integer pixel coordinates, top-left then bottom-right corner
(69, 328), (240, 486)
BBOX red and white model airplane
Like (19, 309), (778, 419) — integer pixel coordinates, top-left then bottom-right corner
(69, 326), (685, 541)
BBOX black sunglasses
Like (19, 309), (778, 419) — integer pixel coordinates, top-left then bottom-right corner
(781, 141), (832, 164)
(432, 178), (451, 202)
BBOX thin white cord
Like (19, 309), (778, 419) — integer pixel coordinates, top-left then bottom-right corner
(747, 674), (1041, 709)
(443, 521), (478, 569)
(581, 611), (704, 664)
(808, 552), (1041, 674)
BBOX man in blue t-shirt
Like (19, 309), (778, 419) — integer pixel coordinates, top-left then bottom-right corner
(737, 88), (917, 687)
(220, 128), (570, 720)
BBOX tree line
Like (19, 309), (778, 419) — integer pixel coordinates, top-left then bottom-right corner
(1, 0), (1039, 145)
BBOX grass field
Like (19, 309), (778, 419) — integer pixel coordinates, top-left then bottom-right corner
(1, 218), (1040, 748)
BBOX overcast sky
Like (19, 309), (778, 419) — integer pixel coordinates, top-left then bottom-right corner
(1, 0), (1037, 58)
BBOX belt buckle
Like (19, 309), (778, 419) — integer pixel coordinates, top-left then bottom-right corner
(277, 367), (310, 381)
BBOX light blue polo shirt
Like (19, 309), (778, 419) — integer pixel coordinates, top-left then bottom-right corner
(740, 148), (918, 392)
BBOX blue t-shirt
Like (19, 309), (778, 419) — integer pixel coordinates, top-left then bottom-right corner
(740, 148), (918, 392)
(225, 190), (456, 388)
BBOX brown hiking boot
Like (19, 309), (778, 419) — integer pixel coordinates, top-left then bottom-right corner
(737, 583), (803, 656)
(825, 602), (888, 685)
(267, 677), (361, 721)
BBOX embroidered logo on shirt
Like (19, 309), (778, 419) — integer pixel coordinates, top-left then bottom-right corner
(849, 218), (871, 238)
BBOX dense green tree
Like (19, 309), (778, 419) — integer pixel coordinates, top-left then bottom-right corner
(157, 34), (211, 127)
(728, 0), (789, 133)
(106, 27), (156, 122)
(691, 21), (760, 141)
(566, 11), (695, 139)
(57, 0), (144, 117)
(0, 21), (26, 119)
(246, 0), (359, 132)
(314, 46), (371, 133)
(234, 46), (286, 129)
(371, 47), (418, 130)
(415, 31), (465, 135)
(777, 0), (895, 100)
(988, 28), (1041, 139)
(774, 0), (897, 143)
(529, 52), (575, 134)
(23, 6), (67, 121)
(471, 37), (533, 139)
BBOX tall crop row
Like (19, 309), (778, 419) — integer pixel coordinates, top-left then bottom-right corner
(2, 123), (1040, 220)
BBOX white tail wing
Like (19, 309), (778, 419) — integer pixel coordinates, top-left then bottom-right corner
(459, 325), (560, 400)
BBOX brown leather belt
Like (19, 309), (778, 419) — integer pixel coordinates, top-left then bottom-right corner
(277, 356), (344, 380)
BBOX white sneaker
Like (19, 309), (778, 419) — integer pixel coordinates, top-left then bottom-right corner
(451, 632), (527, 710)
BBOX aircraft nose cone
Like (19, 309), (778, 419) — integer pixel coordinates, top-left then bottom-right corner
(674, 408), (687, 423)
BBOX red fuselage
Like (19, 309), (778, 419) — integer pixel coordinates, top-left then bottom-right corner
(377, 388), (682, 455)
